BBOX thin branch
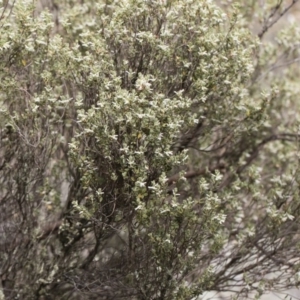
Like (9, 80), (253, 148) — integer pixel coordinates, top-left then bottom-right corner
(168, 132), (300, 188)
(253, 241), (294, 268)
(257, 56), (300, 81)
(167, 164), (226, 186)
(258, 0), (299, 39)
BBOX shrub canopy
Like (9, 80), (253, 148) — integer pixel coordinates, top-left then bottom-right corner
(1, 0), (300, 299)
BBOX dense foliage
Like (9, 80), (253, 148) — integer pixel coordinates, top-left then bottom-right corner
(1, 0), (300, 299)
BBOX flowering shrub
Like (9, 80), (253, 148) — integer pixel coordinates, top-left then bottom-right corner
(1, 0), (300, 299)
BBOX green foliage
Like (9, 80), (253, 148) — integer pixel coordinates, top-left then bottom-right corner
(1, 0), (300, 299)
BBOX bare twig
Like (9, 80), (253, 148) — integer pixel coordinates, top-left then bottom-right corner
(258, 0), (299, 39)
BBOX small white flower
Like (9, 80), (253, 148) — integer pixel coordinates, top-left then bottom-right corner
(136, 181), (146, 188)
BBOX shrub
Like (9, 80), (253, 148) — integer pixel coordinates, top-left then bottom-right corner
(1, 0), (300, 299)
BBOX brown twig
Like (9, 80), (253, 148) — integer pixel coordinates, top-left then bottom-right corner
(168, 132), (300, 191)
(167, 163), (226, 186)
(258, 0), (299, 39)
